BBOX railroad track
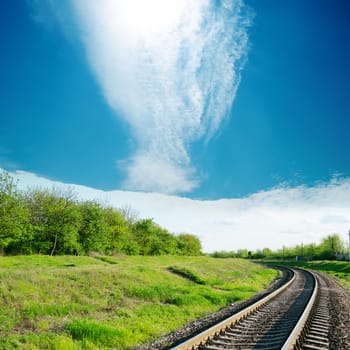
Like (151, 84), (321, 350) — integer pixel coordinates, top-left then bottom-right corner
(171, 267), (331, 350)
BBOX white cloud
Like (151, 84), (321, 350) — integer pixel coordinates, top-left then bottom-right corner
(8, 169), (350, 253)
(120, 154), (198, 194)
(65, 0), (252, 193)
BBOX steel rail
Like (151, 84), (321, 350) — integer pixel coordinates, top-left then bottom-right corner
(281, 270), (318, 349)
(170, 268), (296, 350)
(293, 271), (330, 349)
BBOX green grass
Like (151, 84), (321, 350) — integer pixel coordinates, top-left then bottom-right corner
(66, 318), (128, 346)
(167, 266), (206, 284)
(265, 259), (350, 294)
(0, 255), (277, 349)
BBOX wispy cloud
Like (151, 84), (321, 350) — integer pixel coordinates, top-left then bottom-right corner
(9, 169), (350, 252)
(61, 0), (252, 193)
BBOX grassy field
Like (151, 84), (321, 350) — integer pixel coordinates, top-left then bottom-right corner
(0, 255), (277, 349)
(266, 260), (350, 294)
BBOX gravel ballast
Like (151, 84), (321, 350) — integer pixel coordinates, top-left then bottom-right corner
(136, 267), (350, 350)
(320, 272), (350, 350)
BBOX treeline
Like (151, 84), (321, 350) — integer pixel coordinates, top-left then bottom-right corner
(0, 172), (201, 256)
(211, 233), (348, 261)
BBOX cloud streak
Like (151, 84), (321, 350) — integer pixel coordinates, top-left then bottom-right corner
(68, 0), (252, 193)
(9, 169), (350, 253)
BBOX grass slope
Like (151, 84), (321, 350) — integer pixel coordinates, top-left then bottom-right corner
(266, 260), (350, 294)
(0, 255), (277, 349)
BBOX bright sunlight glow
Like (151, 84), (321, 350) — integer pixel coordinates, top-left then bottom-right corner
(118, 0), (189, 36)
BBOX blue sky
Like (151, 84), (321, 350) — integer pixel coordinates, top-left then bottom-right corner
(1, 1), (349, 251)
(1, 0), (349, 199)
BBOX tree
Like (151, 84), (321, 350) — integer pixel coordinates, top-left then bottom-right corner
(131, 219), (179, 255)
(262, 247), (273, 258)
(0, 171), (32, 254)
(103, 206), (131, 254)
(176, 234), (201, 256)
(132, 219), (159, 255)
(119, 204), (139, 226)
(303, 243), (317, 260)
(78, 201), (109, 254)
(319, 234), (344, 260)
(236, 249), (249, 258)
(25, 187), (81, 255)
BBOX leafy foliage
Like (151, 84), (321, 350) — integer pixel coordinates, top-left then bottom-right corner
(0, 171), (201, 256)
(211, 233), (348, 261)
(0, 172), (32, 254)
(176, 234), (202, 256)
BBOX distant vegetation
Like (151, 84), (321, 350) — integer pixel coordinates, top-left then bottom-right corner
(271, 260), (350, 293)
(211, 233), (349, 261)
(0, 171), (201, 256)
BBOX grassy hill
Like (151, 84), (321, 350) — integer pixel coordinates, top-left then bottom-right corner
(267, 260), (350, 294)
(0, 255), (277, 349)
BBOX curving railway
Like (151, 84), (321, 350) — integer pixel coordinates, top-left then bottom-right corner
(170, 267), (331, 350)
